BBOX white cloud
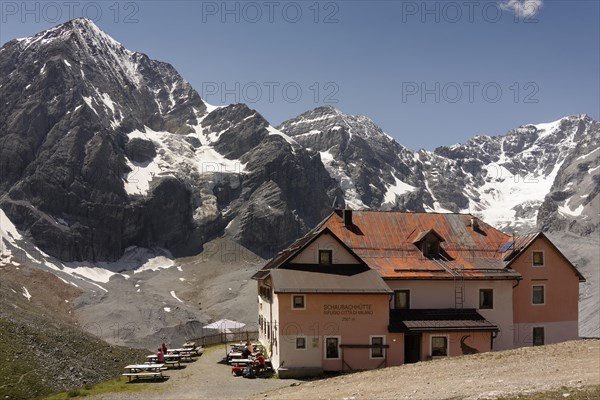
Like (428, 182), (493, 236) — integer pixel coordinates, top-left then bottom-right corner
(499, 0), (543, 18)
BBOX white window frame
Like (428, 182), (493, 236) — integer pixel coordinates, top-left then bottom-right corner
(430, 335), (449, 357)
(532, 284), (545, 305)
(318, 248), (333, 265)
(532, 326), (545, 346)
(291, 294), (306, 310)
(478, 288), (494, 310)
(295, 336), (307, 350)
(532, 250), (545, 267)
(324, 336), (341, 360)
(369, 335), (386, 359)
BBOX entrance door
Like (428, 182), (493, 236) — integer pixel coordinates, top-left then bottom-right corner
(404, 334), (421, 364)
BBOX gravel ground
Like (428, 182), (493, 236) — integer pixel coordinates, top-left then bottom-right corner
(87, 340), (599, 400)
(254, 339), (600, 400)
(88, 345), (299, 400)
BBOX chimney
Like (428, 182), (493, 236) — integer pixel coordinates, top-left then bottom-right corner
(343, 209), (353, 227)
(471, 217), (479, 230)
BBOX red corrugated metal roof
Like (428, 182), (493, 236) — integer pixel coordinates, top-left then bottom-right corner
(321, 211), (517, 279)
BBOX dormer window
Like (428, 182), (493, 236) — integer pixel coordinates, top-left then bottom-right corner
(319, 249), (333, 265)
(423, 241), (440, 257)
(412, 229), (445, 259)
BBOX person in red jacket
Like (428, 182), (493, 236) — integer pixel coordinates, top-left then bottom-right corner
(162, 342), (167, 354)
(157, 348), (165, 363)
(255, 353), (266, 371)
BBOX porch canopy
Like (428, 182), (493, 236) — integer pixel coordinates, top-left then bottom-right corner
(388, 309), (498, 333)
(203, 319), (246, 332)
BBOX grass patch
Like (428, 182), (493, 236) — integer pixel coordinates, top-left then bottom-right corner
(43, 376), (154, 399)
(498, 385), (600, 400)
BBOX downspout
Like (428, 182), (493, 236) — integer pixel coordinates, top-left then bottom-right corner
(512, 277), (521, 289)
(508, 277), (522, 351)
(269, 289), (273, 356)
(491, 331), (498, 350)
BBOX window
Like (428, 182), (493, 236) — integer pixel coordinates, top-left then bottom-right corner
(532, 285), (545, 304)
(532, 251), (544, 266)
(259, 285), (272, 301)
(292, 295), (305, 309)
(296, 337), (306, 349)
(431, 336), (448, 357)
(479, 289), (494, 309)
(423, 241), (440, 257)
(394, 290), (410, 309)
(319, 249), (332, 265)
(371, 336), (385, 358)
(532, 327), (545, 346)
(325, 337), (340, 359)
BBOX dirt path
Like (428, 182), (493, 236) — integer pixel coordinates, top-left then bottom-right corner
(89, 345), (298, 400)
(86, 340), (599, 400)
(254, 340), (600, 400)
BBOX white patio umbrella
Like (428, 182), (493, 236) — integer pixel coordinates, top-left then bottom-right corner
(203, 319), (246, 357)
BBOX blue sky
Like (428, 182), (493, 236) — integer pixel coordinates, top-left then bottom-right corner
(1, 0), (598, 150)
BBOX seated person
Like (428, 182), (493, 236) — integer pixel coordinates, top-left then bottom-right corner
(157, 348), (165, 363)
(241, 341), (253, 358)
(247, 341), (255, 352)
(241, 347), (252, 358)
(255, 353), (266, 371)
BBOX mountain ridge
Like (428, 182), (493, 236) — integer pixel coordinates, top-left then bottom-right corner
(1, 18), (598, 262)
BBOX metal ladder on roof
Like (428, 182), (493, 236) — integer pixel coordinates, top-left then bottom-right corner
(433, 258), (465, 309)
(454, 265), (465, 309)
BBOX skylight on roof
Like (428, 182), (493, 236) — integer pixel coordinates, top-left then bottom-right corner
(499, 241), (514, 253)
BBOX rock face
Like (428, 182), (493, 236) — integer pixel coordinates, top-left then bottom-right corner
(278, 107), (599, 238)
(277, 106), (421, 210)
(0, 19), (339, 261)
(536, 118), (600, 236)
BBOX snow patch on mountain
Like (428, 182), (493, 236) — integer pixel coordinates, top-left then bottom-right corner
(123, 126), (245, 196)
(22, 286), (31, 301)
(471, 162), (562, 231)
(531, 118), (562, 139)
(267, 125), (298, 152)
(319, 150), (367, 209)
(558, 198), (585, 217)
(170, 290), (183, 303)
(1, 209), (23, 266)
(384, 175), (416, 205)
(577, 147), (599, 161)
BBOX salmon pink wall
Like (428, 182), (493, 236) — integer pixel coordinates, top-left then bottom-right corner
(510, 237), (580, 346)
(419, 331), (492, 360)
(511, 237), (580, 324)
(276, 293), (404, 370)
(513, 321), (579, 347)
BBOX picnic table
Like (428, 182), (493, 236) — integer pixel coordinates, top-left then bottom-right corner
(146, 353), (181, 367)
(167, 348), (197, 362)
(229, 358), (254, 366)
(177, 343), (205, 357)
(122, 364), (165, 382)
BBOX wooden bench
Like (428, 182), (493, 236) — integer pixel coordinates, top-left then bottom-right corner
(122, 372), (163, 382)
(164, 360), (180, 368)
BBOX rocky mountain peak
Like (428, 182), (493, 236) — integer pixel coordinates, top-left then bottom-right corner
(0, 21), (338, 262)
(279, 106), (400, 145)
